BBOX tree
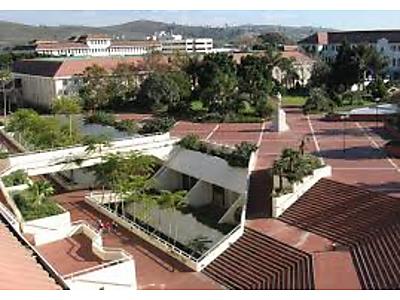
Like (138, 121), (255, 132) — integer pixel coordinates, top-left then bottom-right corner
(80, 64), (110, 113)
(26, 180), (55, 206)
(309, 60), (332, 89)
(253, 32), (295, 50)
(303, 88), (335, 114)
(108, 62), (140, 109)
(52, 95), (82, 138)
(136, 72), (181, 113)
(0, 68), (11, 123)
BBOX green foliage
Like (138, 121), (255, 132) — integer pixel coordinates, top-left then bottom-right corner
(273, 148), (323, 184)
(83, 134), (111, 155)
(2, 170), (29, 187)
(0, 149), (9, 159)
(52, 96), (82, 115)
(303, 88), (335, 114)
(178, 134), (257, 168)
(80, 64), (110, 112)
(84, 111), (116, 126)
(368, 77), (389, 100)
(114, 119), (138, 134)
(14, 181), (62, 221)
(138, 117), (175, 134)
(6, 109), (81, 150)
(136, 73), (181, 113)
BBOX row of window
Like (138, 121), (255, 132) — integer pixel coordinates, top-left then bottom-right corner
(392, 58), (400, 67)
(39, 46), (152, 56)
(89, 39), (109, 45)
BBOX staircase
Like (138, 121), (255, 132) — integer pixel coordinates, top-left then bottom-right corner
(246, 169), (272, 219)
(203, 227), (314, 290)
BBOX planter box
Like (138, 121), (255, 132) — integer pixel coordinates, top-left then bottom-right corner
(272, 165), (332, 218)
(22, 209), (71, 246)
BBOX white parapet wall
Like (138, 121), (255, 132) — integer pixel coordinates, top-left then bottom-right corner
(22, 209), (72, 246)
(272, 165), (332, 218)
(3, 133), (176, 176)
(165, 147), (248, 195)
(65, 260), (136, 290)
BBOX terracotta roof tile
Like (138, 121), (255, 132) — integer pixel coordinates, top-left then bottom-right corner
(0, 217), (62, 290)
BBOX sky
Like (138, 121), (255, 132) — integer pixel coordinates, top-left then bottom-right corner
(1, 11), (400, 30)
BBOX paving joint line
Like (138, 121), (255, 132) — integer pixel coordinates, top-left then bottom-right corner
(306, 115), (324, 165)
(355, 122), (400, 173)
(205, 124), (220, 141)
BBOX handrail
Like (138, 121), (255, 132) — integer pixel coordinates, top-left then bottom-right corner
(196, 224), (242, 262)
(87, 194), (242, 265)
(63, 256), (131, 280)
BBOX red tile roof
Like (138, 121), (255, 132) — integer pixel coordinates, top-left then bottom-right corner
(36, 42), (89, 50)
(299, 30), (400, 45)
(13, 57), (150, 78)
(0, 217), (63, 290)
(111, 40), (161, 48)
(279, 178), (400, 289)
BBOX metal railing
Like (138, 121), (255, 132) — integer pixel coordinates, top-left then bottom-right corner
(86, 193), (243, 268)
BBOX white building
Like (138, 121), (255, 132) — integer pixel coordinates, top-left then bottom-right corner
(34, 34), (162, 57)
(147, 32), (213, 54)
(12, 56), (154, 110)
(298, 30), (400, 79)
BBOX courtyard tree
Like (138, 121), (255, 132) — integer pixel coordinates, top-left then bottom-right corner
(26, 180), (55, 207)
(51, 95), (82, 138)
(80, 64), (110, 113)
(108, 62), (140, 108)
(136, 72), (181, 113)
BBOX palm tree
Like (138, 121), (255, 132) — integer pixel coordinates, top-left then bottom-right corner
(51, 95), (82, 138)
(187, 235), (213, 256)
(26, 180), (55, 206)
(157, 190), (187, 245)
(0, 69), (12, 124)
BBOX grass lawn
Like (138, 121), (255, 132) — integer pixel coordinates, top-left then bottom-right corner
(334, 100), (375, 112)
(282, 96), (307, 107)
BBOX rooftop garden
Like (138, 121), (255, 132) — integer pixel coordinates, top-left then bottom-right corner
(2, 170), (29, 187)
(177, 134), (257, 168)
(273, 148), (323, 196)
(13, 180), (63, 221)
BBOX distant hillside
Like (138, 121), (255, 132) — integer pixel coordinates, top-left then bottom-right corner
(0, 19), (334, 48)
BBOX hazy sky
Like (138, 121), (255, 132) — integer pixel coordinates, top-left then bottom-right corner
(1, 11), (400, 29)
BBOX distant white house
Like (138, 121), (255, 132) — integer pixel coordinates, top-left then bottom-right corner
(298, 30), (400, 79)
(34, 34), (162, 57)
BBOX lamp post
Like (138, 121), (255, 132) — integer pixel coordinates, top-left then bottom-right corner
(375, 97), (381, 129)
(340, 114), (350, 153)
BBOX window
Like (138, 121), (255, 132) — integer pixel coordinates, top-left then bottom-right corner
(398, 58), (400, 67)
(182, 174), (197, 190)
(393, 58), (396, 67)
(212, 185), (225, 208)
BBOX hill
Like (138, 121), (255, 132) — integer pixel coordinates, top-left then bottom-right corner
(0, 19), (334, 48)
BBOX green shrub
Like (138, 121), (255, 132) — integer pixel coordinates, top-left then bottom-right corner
(178, 135), (257, 168)
(84, 111), (116, 126)
(14, 192), (63, 221)
(115, 120), (138, 134)
(0, 150), (9, 159)
(273, 148), (323, 184)
(2, 170), (29, 187)
(303, 88), (336, 114)
(139, 117), (175, 134)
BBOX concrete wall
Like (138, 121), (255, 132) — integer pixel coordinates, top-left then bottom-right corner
(165, 147), (248, 195)
(185, 180), (212, 207)
(15, 73), (57, 109)
(65, 260), (136, 290)
(153, 167), (182, 191)
(272, 165), (332, 218)
(22, 209), (72, 245)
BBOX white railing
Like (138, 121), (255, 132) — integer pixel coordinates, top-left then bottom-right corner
(63, 256), (131, 280)
(0, 201), (19, 231)
(85, 193), (244, 271)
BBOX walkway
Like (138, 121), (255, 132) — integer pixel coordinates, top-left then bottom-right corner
(52, 190), (222, 290)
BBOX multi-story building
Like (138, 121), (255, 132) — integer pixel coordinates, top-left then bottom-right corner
(33, 34), (162, 57)
(298, 30), (400, 79)
(147, 31), (213, 54)
(11, 56), (160, 110)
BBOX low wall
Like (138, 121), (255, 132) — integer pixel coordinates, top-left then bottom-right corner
(384, 121), (400, 140)
(324, 113), (395, 122)
(272, 165), (332, 218)
(0, 179), (23, 223)
(186, 180), (212, 208)
(65, 260), (136, 290)
(22, 209), (72, 246)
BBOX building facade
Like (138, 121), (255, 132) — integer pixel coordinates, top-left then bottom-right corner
(161, 38), (213, 54)
(34, 34), (162, 57)
(12, 56), (153, 110)
(298, 30), (400, 79)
